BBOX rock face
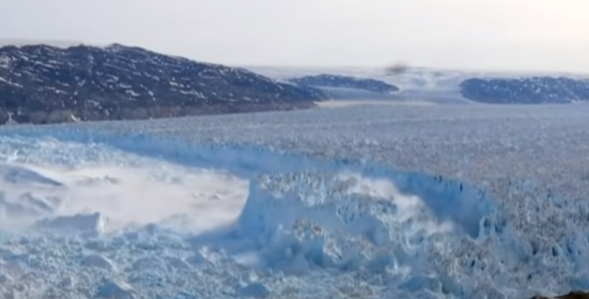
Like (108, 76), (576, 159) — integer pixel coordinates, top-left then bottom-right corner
(288, 74), (399, 94)
(0, 44), (327, 125)
(460, 77), (589, 104)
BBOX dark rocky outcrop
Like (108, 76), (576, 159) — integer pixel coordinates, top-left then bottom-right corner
(530, 290), (589, 299)
(460, 77), (589, 104)
(0, 43), (327, 124)
(288, 74), (399, 94)
(0, 108), (8, 124)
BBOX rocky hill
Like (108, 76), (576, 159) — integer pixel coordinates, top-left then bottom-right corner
(288, 74), (399, 94)
(460, 77), (589, 104)
(0, 44), (326, 125)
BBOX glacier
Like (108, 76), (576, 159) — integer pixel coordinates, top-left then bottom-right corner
(1, 104), (589, 298)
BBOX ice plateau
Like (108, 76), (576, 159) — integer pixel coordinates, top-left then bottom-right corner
(1, 104), (589, 298)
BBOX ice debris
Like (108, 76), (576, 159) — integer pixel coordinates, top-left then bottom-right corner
(80, 254), (116, 271)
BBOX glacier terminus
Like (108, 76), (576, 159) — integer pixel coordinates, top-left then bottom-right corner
(0, 102), (589, 299)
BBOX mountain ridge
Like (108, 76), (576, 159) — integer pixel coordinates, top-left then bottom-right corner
(0, 43), (326, 125)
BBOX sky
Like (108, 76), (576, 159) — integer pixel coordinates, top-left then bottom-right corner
(1, 0), (588, 73)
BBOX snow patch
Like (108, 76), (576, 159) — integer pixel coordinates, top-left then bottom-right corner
(0, 76), (23, 88)
(178, 89), (206, 99)
(125, 89), (140, 97)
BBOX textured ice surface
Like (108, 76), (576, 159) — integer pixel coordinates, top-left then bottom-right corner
(1, 104), (589, 298)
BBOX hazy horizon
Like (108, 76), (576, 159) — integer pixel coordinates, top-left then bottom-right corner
(2, 0), (588, 73)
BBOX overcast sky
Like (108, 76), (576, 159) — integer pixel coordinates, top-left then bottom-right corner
(1, 0), (588, 73)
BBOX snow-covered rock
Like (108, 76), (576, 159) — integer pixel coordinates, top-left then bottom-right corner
(287, 74), (400, 100)
(460, 77), (589, 104)
(0, 44), (326, 125)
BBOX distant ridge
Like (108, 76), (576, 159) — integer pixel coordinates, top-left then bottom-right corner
(250, 66), (589, 104)
(0, 38), (99, 48)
